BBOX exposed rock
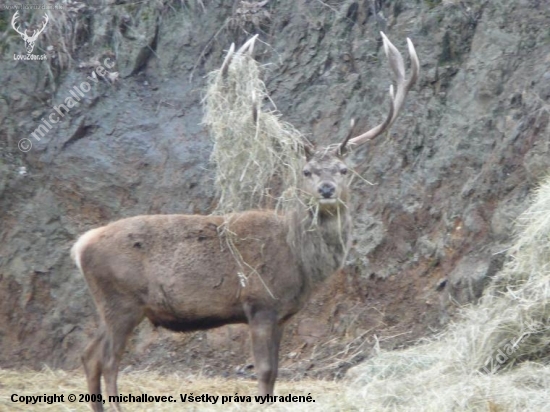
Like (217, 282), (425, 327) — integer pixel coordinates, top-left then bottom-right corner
(0, 0), (549, 380)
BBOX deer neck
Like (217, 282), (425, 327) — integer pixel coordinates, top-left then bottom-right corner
(288, 205), (352, 286)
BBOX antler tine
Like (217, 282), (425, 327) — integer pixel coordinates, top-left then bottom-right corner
(220, 43), (235, 78)
(248, 35), (258, 56)
(252, 90), (259, 124)
(340, 88), (394, 155)
(406, 38), (420, 91)
(29, 14), (49, 41)
(236, 34), (259, 57)
(385, 33), (419, 126)
(220, 35), (259, 79)
(341, 32), (419, 153)
(338, 118), (356, 157)
(11, 11), (24, 36)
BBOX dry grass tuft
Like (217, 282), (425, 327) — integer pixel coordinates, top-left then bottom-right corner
(203, 42), (306, 215)
(345, 174), (550, 411)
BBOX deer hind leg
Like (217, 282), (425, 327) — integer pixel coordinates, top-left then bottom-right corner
(102, 306), (144, 412)
(82, 326), (107, 412)
(247, 309), (283, 396)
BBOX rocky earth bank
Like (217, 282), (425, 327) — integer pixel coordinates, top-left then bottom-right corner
(0, 0), (549, 380)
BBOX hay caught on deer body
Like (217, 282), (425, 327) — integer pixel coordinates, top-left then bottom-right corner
(203, 37), (314, 298)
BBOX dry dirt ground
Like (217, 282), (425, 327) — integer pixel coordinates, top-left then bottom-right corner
(1, 368), (349, 412)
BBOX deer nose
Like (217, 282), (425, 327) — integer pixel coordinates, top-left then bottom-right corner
(319, 183), (336, 198)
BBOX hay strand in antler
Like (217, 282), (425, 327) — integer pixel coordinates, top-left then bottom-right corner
(204, 36), (306, 214)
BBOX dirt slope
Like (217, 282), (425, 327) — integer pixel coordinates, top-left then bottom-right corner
(0, 0), (549, 380)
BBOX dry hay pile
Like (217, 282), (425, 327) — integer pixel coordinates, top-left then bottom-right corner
(345, 176), (550, 411)
(203, 37), (306, 215)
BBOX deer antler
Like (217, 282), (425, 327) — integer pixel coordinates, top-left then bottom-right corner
(11, 11), (26, 37)
(219, 35), (315, 157)
(220, 36), (261, 122)
(220, 43), (235, 78)
(339, 32), (419, 155)
(236, 34), (259, 56)
(11, 12), (49, 40)
(28, 14), (49, 41)
(220, 34), (259, 78)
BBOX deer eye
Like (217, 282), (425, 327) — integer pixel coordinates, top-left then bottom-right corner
(303, 169), (312, 177)
(340, 168), (348, 175)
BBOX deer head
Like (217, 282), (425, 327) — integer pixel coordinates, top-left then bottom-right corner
(12, 11), (49, 54)
(220, 33), (419, 216)
(300, 32), (419, 213)
(299, 150), (351, 213)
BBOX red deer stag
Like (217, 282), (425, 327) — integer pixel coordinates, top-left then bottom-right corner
(72, 32), (419, 411)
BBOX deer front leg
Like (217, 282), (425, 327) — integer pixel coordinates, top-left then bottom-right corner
(247, 309), (283, 396)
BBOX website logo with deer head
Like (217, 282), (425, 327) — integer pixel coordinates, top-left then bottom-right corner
(12, 11), (49, 55)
